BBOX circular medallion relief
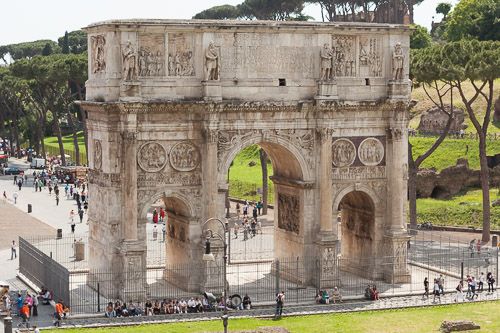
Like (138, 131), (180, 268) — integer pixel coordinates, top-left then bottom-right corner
(169, 141), (200, 172)
(137, 141), (167, 172)
(332, 139), (356, 167)
(94, 140), (102, 170)
(358, 138), (384, 166)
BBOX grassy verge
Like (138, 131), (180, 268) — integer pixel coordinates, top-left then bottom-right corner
(414, 188), (500, 229)
(44, 301), (500, 332)
(43, 131), (86, 153)
(410, 137), (500, 171)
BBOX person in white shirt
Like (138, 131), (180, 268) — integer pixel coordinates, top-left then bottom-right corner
(32, 325), (40, 333)
(478, 272), (484, 292)
(178, 298), (187, 313)
(470, 277), (478, 299)
(187, 297), (196, 313)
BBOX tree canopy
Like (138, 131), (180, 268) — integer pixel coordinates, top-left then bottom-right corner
(446, 0), (500, 41)
(410, 24), (431, 49)
(436, 2), (452, 20)
(193, 5), (240, 19)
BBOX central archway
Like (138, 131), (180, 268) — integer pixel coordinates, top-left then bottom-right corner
(218, 133), (314, 261)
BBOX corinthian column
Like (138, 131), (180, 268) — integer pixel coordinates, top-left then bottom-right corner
(121, 131), (138, 240)
(319, 128), (334, 233)
(388, 127), (406, 235)
(203, 129), (219, 221)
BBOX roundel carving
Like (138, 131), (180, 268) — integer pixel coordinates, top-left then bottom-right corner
(94, 139), (102, 170)
(358, 138), (384, 166)
(169, 141), (200, 172)
(332, 139), (356, 167)
(137, 141), (167, 172)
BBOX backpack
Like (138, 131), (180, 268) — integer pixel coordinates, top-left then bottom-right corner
(276, 294), (283, 304)
(456, 285), (461, 291)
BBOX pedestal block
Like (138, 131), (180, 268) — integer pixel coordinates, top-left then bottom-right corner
(383, 235), (411, 283)
(315, 80), (338, 101)
(120, 81), (142, 102)
(315, 233), (340, 289)
(202, 81), (222, 101)
(120, 240), (148, 300)
(387, 80), (411, 100)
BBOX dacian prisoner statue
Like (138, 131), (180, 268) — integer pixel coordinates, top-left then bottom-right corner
(321, 43), (334, 80)
(204, 41), (219, 81)
(122, 40), (137, 81)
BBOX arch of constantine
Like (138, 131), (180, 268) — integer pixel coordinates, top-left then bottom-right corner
(81, 19), (414, 298)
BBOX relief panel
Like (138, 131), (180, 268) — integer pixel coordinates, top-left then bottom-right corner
(137, 141), (168, 173)
(332, 35), (356, 77)
(277, 193), (300, 234)
(138, 34), (165, 77)
(359, 37), (382, 77)
(167, 33), (195, 76)
(90, 35), (106, 74)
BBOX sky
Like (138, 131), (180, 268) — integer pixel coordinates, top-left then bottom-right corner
(0, 0), (459, 46)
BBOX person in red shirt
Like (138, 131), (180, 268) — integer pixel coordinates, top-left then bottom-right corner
(21, 302), (30, 328)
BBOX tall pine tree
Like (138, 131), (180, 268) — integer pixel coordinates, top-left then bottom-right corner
(62, 31), (70, 54)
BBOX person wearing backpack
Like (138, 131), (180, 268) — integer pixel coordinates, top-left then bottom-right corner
(487, 272), (495, 293)
(275, 291), (284, 316)
(454, 280), (464, 302)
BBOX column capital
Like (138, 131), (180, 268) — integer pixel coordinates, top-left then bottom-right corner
(386, 127), (404, 141)
(120, 131), (137, 143)
(316, 128), (333, 143)
(203, 129), (218, 143)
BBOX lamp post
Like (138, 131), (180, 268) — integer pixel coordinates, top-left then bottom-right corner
(202, 217), (229, 333)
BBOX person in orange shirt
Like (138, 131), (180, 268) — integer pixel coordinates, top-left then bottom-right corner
(21, 302), (30, 328)
(54, 301), (63, 327)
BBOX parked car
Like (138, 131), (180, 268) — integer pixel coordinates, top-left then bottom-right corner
(3, 167), (23, 175)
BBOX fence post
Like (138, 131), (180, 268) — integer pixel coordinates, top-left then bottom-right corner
(316, 258), (321, 295)
(461, 262), (464, 281)
(275, 260), (280, 294)
(97, 283), (100, 313)
(3, 316), (12, 333)
(296, 257), (299, 304)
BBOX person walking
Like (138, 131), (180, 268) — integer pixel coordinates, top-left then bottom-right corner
(162, 223), (166, 242)
(12, 191), (18, 204)
(32, 294), (39, 316)
(437, 274), (445, 296)
(478, 272), (484, 292)
(18, 179), (22, 191)
(78, 208), (84, 223)
(433, 279), (441, 303)
(70, 218), (76, 234)
(2, 191), (6, 203)
(243, 201), (248, 217)
(423, 277), (429, 299)
(153, 209), (158, 224)
(470, 276), (478, 300)
(236, 202), (241, 220)
(257, 199), (262, 215)
(11, 240), (17, 260)
(252, 205), (258, 222)
(159, 208), (165, 222)
(153, 225), (158, 241)
(13, 175), (17, 185)
(234, 222), (238, 239)
(465, 275), (472, 298)
(56, 193), (60, 206)
(487, 272), (495, 293)
(454, 280), (464, 302)
(275, 291), (284, 316)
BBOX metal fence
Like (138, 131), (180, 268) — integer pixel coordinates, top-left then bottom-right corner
(19, 236), (70, 304)
(42, 144), (87, 166)
(19, 229), (499, 315)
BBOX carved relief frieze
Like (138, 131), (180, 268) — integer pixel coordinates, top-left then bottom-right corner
(127, 256), (143, 280)
(169, 142), (200, 172)
(218, 130), (256, 153)
(94, 139), (102, 170)
(358, 138), (384, 166)
(137, 190), (157, 208)
(137, 141), (168, 173)
(332, 166), (386, 180)
(277, 193), (300, 234)
(332, 35), (356, 77)
(359, 37), (382, 77)
(332, 139), (356, 167)
(88, 169), (121, 187)
(137, 172), (201, 188)
(167, 33), (195, 76)
(138, 34), (165, 77)
(91, 35), (106, 74)
(322, 246), (337, 274)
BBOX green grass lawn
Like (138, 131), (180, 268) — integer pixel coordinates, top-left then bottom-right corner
(228, 145), (274, 203)
(410, 137), (500, 171)
(44, 131), (86, 153)
(44, 301), (500, 332)
(415, 188), (500, 229)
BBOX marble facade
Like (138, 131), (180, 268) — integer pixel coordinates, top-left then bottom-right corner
(81, 19), (413, 298)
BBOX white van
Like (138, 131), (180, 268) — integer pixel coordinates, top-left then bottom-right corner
(30, 158), (46, 169)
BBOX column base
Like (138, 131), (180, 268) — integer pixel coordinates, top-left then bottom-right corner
(315, 80), (338, 101)
(120, 240), (148, 300)
(315, 233), (340, 288)
(387, 79), (411, 100)
(202, 81), (222, 101)
(383, 235), (411, 283)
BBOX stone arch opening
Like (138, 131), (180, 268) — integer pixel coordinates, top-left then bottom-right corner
(220, 137), (312, 260)
(338, 191), (375, 259)
(141, 193), (193, 267)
